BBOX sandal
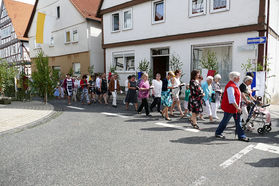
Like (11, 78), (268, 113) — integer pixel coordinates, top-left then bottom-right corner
(165, 117), (171, 121)
(190, 120), (199, 129)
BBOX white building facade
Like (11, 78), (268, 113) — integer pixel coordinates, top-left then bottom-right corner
(25, 0), (104, 77)
(99, 0), (279, 103)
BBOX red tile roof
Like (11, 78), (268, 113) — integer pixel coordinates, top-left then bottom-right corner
(70, 0), (101, 22)
(3, 0), (33, 41)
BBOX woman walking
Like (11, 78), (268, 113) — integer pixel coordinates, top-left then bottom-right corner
(170, 70), (184, 118)
(188, 70), (204, 129)
(211, 74), (222, 119)
(80, 75), (90, 105)
(63, 73), (74, 105)
(125, 75), (138, 110)
(201, 76), (214, 122)
(161, 71), (175, 121)
(99, 73), (108, 104)
(109, 74), (121, 107)
(137, 73), (151, 116)
(150, 73), (162, 113)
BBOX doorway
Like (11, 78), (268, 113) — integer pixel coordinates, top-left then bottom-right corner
(151, 48), (169, 79)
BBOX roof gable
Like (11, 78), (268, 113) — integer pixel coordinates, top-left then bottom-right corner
(3, 0), (34, 41)
(70, 0), (101, 22)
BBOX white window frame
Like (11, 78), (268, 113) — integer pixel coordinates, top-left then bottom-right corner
(111, 12), (121, 32)
(34, 40), (42, 49)
(72, 62), (81, 76)
(112, 51), (135, 72)
(210, 0), (230, 13)
(152, 0), (165, 24)
(50, 35), (54, 47)
(122, 8), (133, 30)
(189, 0), (207, 17)
(72, 29), (79, 43)
(64, 30), (71, 44)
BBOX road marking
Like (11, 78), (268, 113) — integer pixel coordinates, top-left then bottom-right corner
(154, 122), (200, 133)
(190, 176), (207, 186)
(254, 143), (279, 155)
(101, 112), (129, 119)
(67, 106), (85, 110)
(220, 144), (256, 169)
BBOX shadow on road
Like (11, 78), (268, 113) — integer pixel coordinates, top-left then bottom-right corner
(246, 157), (279, 167)
(169, 136), (232, 145)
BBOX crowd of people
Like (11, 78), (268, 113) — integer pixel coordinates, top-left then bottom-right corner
(54, 69), (262, 142)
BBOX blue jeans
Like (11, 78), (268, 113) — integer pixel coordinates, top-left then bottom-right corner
(215, 112), (246, 139)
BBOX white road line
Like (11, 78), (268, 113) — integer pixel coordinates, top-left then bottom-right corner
(190, 176), (207, 186)
(67, 106), (85, 110)
(254, 143), (279, 155)
(101, 112), (129, 119)
(154, 122), (200, 133)
(220, 144), (256, 169)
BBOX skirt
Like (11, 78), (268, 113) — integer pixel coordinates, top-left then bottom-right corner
(161, 91), (172, 107)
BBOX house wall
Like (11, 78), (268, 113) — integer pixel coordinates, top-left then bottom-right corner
(266, 34), (279, 103)
(105, 32), (258, 87)
(87, 21), (104, 73)
(101, 0), (132, 10)
(28, 0), (89, 58)
(269, 0), (279, 33)
(102, 0), (260, 45)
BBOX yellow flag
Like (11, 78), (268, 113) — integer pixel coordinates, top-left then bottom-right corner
(36, 12), (46, 44)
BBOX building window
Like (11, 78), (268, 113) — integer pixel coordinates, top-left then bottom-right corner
(52, 66), (61, 77)
(57, 6), (60, 19)
(189, 0), (206, 17)
(72, 30), (78, 42)
(65, 31), (71, 43)
(152, 0), (165, 23)
(113, 52), (135, 72)
(123, 9), (132, 30)
(112, 13), (120, 32)
(210, 0), (230, 13)
(192, 44), (232, 85)
(12, 45), (16, 54)
(73, 63), (81, 76)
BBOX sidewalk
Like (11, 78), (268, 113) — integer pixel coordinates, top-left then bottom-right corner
(270, 104), (279, 119)
(0, 101), (55, 134)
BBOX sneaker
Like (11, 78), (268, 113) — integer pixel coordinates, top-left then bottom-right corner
(215, 134), (225, 139)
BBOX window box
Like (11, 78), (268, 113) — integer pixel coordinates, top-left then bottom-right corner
(112, 12), (120, 32)
(189, 0), (207, 17)
(123, 9), (133, 30)
(210, 0), (230, 13)
(152, 0), (165, 24)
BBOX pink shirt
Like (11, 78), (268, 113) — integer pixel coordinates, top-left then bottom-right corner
(138, 80), (150, 99)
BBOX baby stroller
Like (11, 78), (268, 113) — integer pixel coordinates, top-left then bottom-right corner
(242, 96), (272, 134)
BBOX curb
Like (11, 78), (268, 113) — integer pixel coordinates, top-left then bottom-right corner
(0, 103), (63, 138)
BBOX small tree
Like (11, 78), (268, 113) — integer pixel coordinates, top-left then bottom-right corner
(137, 59), (153, 81)
(31, 52), (59, 103)
(0, 61), (17, 97)
(169, 53), (183, 72)
(88, 65), (95, 75)
(200, 51), (218, 72)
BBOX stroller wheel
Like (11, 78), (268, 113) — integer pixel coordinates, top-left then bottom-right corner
(257, 128), (264, 134)
(264, 125), (272, 132)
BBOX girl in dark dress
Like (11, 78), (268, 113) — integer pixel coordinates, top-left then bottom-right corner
(188, 70), (204, 129)
(125, 75), (138, 110)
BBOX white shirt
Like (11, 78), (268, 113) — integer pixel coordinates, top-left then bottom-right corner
(124, 79), (129, 92)
(96, 77), (101, 88)
(114, 80), (117, 90)
(152, 79), (162, 97)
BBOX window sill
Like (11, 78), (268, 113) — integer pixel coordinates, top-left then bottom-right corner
(64, 42), (71, 45)
(115, 71), (136, 74)
(72, 41), (79, 44)
(122, 27), (132, 31)
(152, 20), (165, 25)
(210, 8), (230, 14)
(111, 30), (121, 33)
(189, 12), (206, 18)
(49, 45), (54, 48)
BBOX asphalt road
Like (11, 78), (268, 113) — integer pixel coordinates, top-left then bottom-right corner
(0, 99), (278, 186)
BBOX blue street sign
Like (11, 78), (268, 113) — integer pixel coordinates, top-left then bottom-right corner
(247, 37), (266, 44)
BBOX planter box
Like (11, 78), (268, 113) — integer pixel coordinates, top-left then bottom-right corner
(0, 97), (12, 104)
